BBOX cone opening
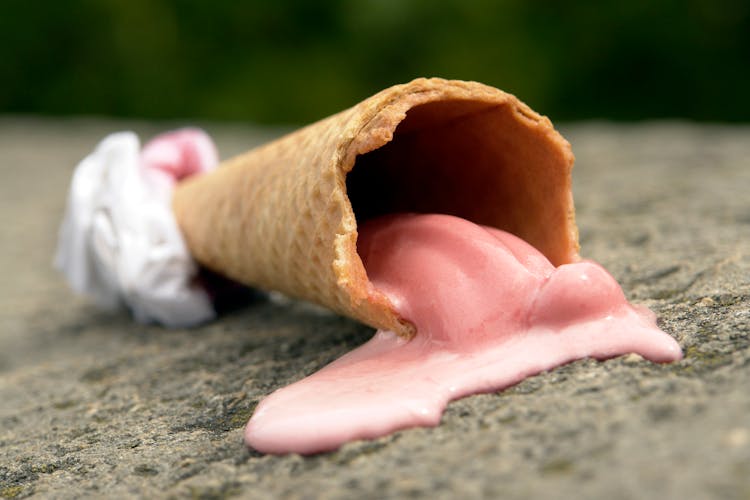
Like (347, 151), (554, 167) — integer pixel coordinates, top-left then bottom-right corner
(346, 98), (575, 266)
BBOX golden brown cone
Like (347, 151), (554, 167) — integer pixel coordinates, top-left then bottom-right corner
(173, 78), (578, 337)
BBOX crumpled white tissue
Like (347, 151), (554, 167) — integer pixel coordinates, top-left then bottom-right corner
(54, 129), (219, 327)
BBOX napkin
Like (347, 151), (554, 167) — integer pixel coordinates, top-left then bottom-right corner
(54, 128), (218, 327)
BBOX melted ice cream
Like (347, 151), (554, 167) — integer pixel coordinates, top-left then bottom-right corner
(245, 214), (682, 454)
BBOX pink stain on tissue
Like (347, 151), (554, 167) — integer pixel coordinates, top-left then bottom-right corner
(141, 128), (218, 182)
(244, 214), (682, 455)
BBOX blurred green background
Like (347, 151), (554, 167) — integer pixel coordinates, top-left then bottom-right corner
(2, 0), (748, 124)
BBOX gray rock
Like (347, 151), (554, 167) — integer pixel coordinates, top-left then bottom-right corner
(1, 118), (748, 499)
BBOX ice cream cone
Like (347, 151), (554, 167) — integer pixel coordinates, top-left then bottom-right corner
(172, 78), (578, 337)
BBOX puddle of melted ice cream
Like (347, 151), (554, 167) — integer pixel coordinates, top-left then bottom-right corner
(244, 213), (682, 454)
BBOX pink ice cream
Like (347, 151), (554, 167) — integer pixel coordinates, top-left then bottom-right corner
(244, 213), (682, 455)
(141, 128), (218, 182)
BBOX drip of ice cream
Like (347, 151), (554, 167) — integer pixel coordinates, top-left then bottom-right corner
(141, 128), (219, 183)
(244, 213), (682, 455)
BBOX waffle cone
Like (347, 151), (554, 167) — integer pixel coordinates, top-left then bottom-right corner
(172, 78), (578, 337)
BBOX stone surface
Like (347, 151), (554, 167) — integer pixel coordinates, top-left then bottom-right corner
(1, 117), (749, 499)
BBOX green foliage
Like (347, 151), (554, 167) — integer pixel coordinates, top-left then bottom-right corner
(1, 0), (748, 123)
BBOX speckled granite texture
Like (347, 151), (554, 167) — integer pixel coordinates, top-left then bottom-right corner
(1, 118), (748, 499)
